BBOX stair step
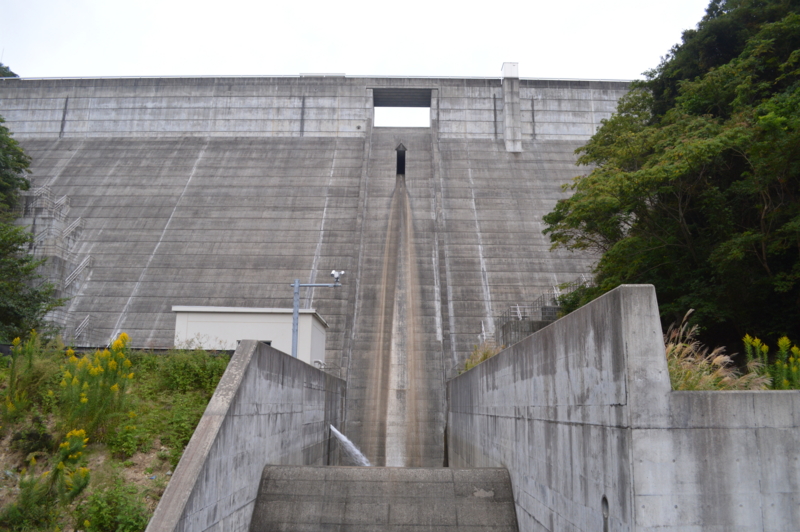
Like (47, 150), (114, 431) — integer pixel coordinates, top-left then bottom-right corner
(250, 465), (518, 531)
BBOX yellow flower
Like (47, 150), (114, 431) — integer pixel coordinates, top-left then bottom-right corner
(71, 376), (79, 386)
(83, 381), (90, 390)
(124, 359), (132, 368)
(778, 336), (792, 352)
(66, 348), (75, 357)
(128, 411), (137, 419)
(57, 461), (65, 470)
(110, 383), (120, 393)
(80, 396), (88, 404)
(64, 370), (72, 380)
(118, 332), (130, 344)
(112, 339), (124, 351)
(60, 379), (67, 388)
(108, 360), (118, 371)
(128, 372), (135, 379)
(84, 520), (91, 528)
(47, 390), (54, 397)
(11, 337), (21, 346)
(69, 355), (79, 363)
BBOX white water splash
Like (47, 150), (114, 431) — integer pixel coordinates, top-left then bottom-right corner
(330, 425), (371, 466)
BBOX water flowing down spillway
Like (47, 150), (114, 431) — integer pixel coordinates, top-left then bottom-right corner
(345, 130), (446, 468)
(365, 173), (428, 466)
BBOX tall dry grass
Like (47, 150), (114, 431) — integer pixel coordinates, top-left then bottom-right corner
(665, 310), (769, 391)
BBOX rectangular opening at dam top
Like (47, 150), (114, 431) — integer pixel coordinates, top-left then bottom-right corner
(374, 107), (430, 128)
(373, 88), (431, 128)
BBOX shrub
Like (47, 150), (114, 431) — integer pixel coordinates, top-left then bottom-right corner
(2, 332), (63, 421)
(158, 350), (229, 395)
(10, 415), (53, 455)
(58, 333), (134, 440)
(161, 393), (207, 466)
(77, 477), (149, 532)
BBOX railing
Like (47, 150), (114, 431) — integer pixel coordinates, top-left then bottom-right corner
(22, 187), (70, 220)
(61, 217), (83, 239)
(75, 315), (91, 339)
(64, 256), (92, 287)
(495, 275), (593, 347)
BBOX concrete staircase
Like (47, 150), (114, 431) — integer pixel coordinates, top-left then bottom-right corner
(249, 465), (518, 532)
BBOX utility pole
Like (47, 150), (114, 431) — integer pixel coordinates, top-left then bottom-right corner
(290, 270), (344, 358)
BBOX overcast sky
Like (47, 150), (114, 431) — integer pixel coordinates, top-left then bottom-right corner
(1, 0), (711, 80)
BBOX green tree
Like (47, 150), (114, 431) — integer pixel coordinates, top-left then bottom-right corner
(0, 62), (18, 78)
(543, 1), (800, 347)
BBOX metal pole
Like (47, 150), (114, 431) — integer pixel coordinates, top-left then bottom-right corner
(289, 271), (344, 360)
(292, 279), (300, 358)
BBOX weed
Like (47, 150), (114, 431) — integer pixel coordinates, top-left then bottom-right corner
(0, 429), (91, 530)
(161, 393), (207, 467)
(462, 341), (504, 373)
(77, 477), (149, 532)
(10, 415), (53, 455)
(58, 334), (134, 440)
(743, 334), (800, 390)
(665, 310), (769, 390)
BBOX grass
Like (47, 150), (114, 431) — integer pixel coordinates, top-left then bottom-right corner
(461, 341), (504, 373)
(665, 309), (800, 391)
(0, 332), (229, 531)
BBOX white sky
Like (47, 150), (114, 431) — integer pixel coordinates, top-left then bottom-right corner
(0, 0), (711, 80)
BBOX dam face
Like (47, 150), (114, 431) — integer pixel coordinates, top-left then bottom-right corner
(0, 74), (627, 466)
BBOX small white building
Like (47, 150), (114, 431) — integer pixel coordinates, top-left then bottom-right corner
(172, 306), (328, 365)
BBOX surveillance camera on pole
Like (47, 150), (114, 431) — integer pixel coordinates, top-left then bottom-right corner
(289, 271), (345, 359)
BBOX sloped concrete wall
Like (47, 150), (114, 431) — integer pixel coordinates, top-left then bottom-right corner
(146, 340), (345, 532)
(447, 285), (800, 531)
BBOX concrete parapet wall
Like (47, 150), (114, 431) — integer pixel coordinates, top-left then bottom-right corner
(146, 340), (345, 532)
(447, 285), (800, 531)
(0, 77), (626, 142)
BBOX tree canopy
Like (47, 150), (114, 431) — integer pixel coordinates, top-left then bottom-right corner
(543, 0), (800, 347)
(0, 62), (18, 78)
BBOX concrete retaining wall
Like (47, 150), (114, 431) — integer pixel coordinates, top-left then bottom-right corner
(447, 285), (800, 531)
(146, 340), (346, 532)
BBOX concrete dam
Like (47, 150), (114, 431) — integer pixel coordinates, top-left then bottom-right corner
(4, 71), (798, 531)
(0, 69), (626, 468)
